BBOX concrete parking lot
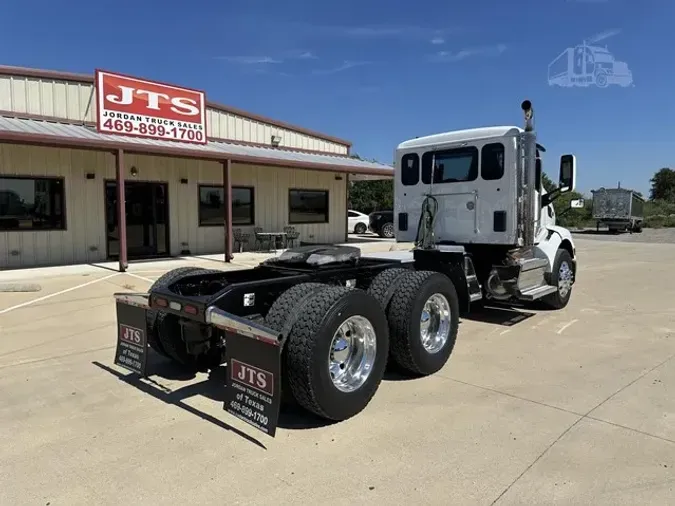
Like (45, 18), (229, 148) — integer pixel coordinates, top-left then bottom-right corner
(1, 235), (674, 505)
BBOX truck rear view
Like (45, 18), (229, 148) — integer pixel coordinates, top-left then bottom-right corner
(591, 187), (644, 233)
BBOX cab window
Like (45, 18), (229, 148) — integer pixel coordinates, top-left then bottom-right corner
(400, 153), (419, 186)
(421, 146), (478, 184)
(481, 143), (505, 180)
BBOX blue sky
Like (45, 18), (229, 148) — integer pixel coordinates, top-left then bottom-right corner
(1, 0), (673, 196)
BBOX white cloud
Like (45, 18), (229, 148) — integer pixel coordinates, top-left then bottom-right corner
(431, 36), (445, 45)
(314, 24), (460, 41)
(342, 26), (413, 37)
(282, 50), (319, 60)
(431, 44), (507, 62)
(297, 51), (318, 59)
(216, 56), (283, 64)
(312, 60), (371, 75)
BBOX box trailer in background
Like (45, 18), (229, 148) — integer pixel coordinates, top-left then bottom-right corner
(591, 187), (644, 233)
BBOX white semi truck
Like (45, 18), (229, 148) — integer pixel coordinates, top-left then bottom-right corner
(112, 100), (580, 437)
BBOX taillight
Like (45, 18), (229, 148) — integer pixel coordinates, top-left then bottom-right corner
(154, 297), (168, 307)
(183, 305), (198, 315)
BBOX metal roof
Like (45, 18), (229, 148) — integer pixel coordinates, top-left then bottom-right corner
(397, 126), (523, 150)
(0, 116), (393, 177)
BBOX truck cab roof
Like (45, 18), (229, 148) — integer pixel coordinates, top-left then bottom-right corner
(397, 126), (524, 150)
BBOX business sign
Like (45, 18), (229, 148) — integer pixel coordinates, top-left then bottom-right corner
(95, 69), (207, 145)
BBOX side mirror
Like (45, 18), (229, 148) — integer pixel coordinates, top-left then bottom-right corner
(558, 154), (576, 192)
(570, 198), (585, 209)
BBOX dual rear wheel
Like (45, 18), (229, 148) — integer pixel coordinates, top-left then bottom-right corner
(146, 266), (460, 423)
(265, 269), (460, 421)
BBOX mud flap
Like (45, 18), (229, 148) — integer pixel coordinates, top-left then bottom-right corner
(205, 307), (284, 437)
(114, 298), (150, 377)
(223, 331), (282, 437)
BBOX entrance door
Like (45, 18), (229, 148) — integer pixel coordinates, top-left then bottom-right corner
(105, 181), (169, 260)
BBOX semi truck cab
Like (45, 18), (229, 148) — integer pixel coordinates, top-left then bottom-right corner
(393, 101), (579, 306)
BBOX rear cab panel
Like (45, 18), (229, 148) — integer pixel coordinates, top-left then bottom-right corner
(394, 127), (521, 246)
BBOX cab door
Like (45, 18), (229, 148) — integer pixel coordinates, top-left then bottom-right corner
(474, 139), (518, 244)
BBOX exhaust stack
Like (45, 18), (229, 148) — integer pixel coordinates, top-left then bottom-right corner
(521, 100), (537, 248)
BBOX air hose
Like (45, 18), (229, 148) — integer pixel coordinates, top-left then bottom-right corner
(415, 195), (439, 249)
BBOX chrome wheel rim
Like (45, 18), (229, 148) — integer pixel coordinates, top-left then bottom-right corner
(558, 261), (574, 298)
(382, 223), (394, 237)
(420, 293), (451, 354)
(328, 315), (377, 393)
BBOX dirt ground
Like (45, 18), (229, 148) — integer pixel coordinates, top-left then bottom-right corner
(573, 227), (675, 244)
(1, 237), (674, 505)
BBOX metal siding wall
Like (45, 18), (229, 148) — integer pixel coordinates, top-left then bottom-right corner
(0, 143), (111, 268)
(205, 108), (348, 154)
(230, 164), (346, 246)
(0, 75), (95, 122)
(117, 154), (224, 257)
(0, 143), (348, 268)
(0, 73), (350, 154)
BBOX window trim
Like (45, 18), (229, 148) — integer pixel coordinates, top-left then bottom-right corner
(288, 188), (330, 225)
(480, 142), (506, 181)
(0, 175), (67, 232)
(197, 184), (255, 227)
(421, 146), (479, 184)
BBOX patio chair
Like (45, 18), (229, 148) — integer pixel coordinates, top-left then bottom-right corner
(284, 226), (300, 248)
(233, 228), (250, 253)
(254, 227), (272, 251)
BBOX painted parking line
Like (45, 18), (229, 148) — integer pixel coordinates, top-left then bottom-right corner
(123, 272), (155, 283)
(0, 273), (120, 315)
(557, 319), (579, 334)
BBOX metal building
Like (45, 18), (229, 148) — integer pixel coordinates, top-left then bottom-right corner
(0, 66), (392, 271)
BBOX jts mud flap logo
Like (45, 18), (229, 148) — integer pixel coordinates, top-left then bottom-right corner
(119, 324), (144, 346)
(230, 359), (274, 395)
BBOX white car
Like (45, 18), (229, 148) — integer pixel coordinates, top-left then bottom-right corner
(347, 210), (369, 234)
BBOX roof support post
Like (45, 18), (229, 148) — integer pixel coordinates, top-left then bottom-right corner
(344, 173), (350, 243)
(222, 159), (233, 262)
(115, 149), (128, 272)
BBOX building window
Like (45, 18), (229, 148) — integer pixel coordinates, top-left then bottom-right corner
(421, 146), (478, 184)
(481, 143), (505, 181)
(400, 153), (420, 186)
(289, 189), (329, 224)
(0, 176), (66, 231)
(198, 185), (255, 226)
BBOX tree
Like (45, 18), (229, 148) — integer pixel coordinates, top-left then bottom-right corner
(542, 171), (591, 228)
(348, 152), (394, 212)
(348, 179), (393, 213)
(541, 172), (556, 193)
(649, 168), (675, 202)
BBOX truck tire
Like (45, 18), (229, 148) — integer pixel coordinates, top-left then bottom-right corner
(265, 282), (331, 406)
(386, 271), (460, 376)
(541, 248), (575, 310)
(270, 285), (390, 421)
(367, 267), (411, 311)
(146, 267), (222, 360)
